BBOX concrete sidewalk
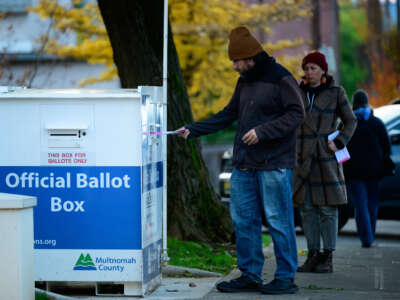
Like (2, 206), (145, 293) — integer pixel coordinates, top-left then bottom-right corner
(204, 223), (400, 300)
(341, 218), (400, 238)
(145, 220), (400, 300)
(41, 220), (400, 300)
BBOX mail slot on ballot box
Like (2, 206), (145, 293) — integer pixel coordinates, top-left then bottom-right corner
(46, 126), (88, 149)
(0, 87), (165, 296)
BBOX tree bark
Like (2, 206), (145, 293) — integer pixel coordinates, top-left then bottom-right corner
(366, 0), (383, 59)
(97, 0), (233, 243)
(397, 0), (400, 32)
(311, 0), (321, 50)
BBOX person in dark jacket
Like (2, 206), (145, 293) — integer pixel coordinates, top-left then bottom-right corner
(293, 52), (357, 273)
(344, 89), (391, 248)
(177, 26), (304, 295)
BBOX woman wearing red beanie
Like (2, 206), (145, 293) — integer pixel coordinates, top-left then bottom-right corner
(293, 51), (357, 273)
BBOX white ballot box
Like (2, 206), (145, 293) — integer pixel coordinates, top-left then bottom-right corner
(0, 87), (165, 296)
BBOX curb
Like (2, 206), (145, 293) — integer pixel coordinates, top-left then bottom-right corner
(162, 265), (223, 278)
(216, 242), (275, 284)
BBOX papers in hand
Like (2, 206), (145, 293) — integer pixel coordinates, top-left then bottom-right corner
(163, 129), (186, 135)
(143, 129), (185, 135)
(328, 130), (350, 164)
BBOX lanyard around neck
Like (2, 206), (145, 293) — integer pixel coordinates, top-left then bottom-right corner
(306, 92), (315, 112)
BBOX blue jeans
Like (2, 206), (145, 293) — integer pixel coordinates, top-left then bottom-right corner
(347, 179), (379, 245)
(230, 168), (298, 282)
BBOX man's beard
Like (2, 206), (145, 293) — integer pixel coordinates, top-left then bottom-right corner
(240, 64), (256, 79)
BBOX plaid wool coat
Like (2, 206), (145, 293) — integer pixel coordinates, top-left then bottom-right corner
(293, 77), (357, 206)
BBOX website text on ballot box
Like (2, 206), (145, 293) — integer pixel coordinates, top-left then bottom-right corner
(0, 87), (165, 296)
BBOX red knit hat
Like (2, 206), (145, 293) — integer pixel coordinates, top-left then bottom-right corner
(228, 26), (264, 60)
(302, 51), (328, 72)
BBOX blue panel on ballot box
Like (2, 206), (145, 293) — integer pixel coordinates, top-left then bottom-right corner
(0, 166), (142, 250)
(143, 239), (162, 283)
(142, 161), (163, 192)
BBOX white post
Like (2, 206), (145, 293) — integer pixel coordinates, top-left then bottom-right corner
(0, 193), (37, 300)
(161, 0), (169, 262)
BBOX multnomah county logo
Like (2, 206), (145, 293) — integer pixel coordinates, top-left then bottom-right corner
(73, 253), (97, 271)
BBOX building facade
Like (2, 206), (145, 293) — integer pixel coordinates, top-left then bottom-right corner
(0, 0), (120, 88)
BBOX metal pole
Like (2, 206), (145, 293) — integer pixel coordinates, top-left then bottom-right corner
(161, 0), (169, 263)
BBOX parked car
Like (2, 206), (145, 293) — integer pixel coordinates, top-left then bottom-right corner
(373, 104), (400, 219)
(390, 98), (400, 105)
(218, 104), (400, 229)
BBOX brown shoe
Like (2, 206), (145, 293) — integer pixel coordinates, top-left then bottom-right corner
(314, 250), (333, 273)
(297, 250), (320, 272)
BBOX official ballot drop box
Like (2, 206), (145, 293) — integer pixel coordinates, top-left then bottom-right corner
(0, 87), (165, 295)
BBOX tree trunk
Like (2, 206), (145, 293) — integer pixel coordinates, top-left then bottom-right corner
(397, 0), (400, 32)
(97, 0), (233, 243)
(366, 0), (383, 59)
(383, 0), (391, 32)
(311, 0), (321, 50)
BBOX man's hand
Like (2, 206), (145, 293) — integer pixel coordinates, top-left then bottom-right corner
(328, 140), (338, 152)
(176, 127), (190, 139)
(242, 129), (259, 145)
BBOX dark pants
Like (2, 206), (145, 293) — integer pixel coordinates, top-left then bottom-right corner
(300, 183), (338, 252)
(347, 179), (379, 245)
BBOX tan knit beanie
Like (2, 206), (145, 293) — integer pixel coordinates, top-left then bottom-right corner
(228, 26), (263, 60)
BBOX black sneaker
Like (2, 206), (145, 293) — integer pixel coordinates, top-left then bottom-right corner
(216, 275), (262, 293)
(260, 278), (299, 295)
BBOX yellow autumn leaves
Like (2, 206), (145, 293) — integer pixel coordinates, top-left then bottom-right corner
(171, 0), (311, 118)
(31, 0), (311, 120)
(30, 0), (116, 86)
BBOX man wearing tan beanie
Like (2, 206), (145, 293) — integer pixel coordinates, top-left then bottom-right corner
(177, 26), (304, 295)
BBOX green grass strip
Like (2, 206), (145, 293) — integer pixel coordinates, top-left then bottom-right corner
(35, 291), (49, 300)
(167, 237), (236, 274)
(167, 234), (271, 275)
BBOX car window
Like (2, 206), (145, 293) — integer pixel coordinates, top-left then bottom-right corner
(389, 127), (400, 162)
(389, 122), (400, 132)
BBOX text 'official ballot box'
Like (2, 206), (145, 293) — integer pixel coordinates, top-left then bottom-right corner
(0, 87), (165, 296)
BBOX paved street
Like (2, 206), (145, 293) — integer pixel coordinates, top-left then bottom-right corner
(204, 226), (400, 300)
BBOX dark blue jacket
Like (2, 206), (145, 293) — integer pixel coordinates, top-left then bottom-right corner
(344, 110), (391, 180)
